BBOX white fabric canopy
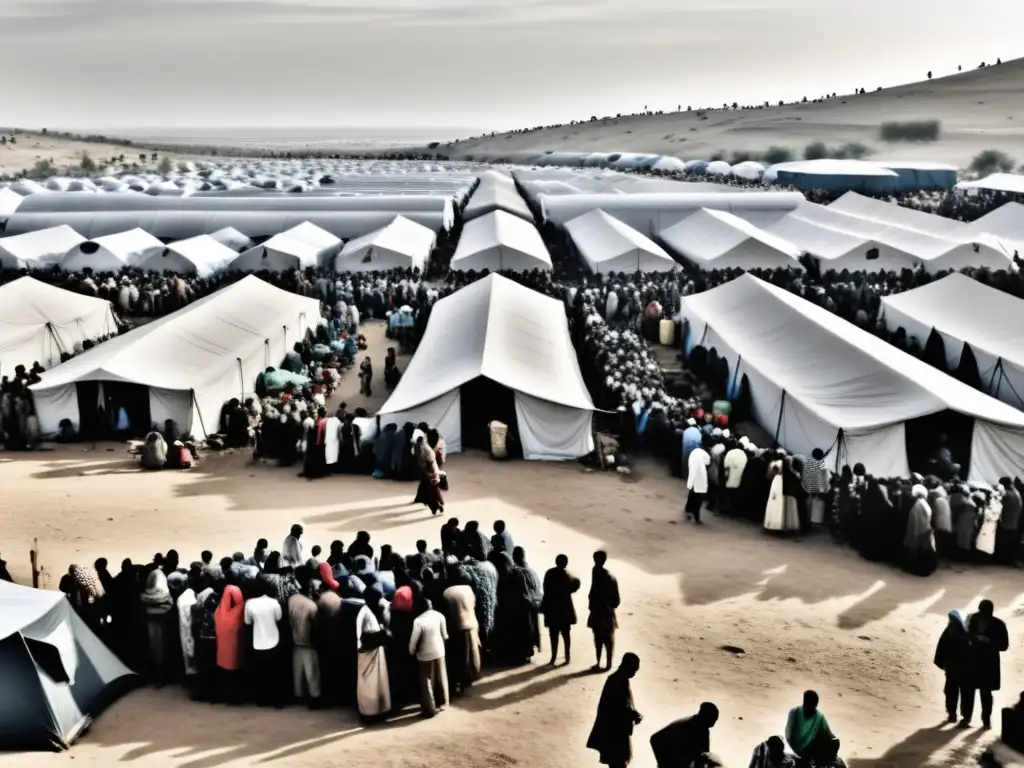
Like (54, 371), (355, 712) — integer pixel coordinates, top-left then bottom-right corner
(62, 228), (164, 272)
(967, 203), (1024, 254)
(0, 277), (117, 373)
(334, 215), (436, 272)
(31, 275), (323, 438)
(957, 173), (1024, 195)
(229, 221), (341, 272)
(881, 273), (1024, 409)
(0, 226), (86, 269)
(379, 274), (595, 459)
(564, 209), (676, 274)
(680, 274), (1024, 480)
(660, 208), (803, 270)
(759, 213), (916, 272)
(463, 177), (533, 222)
(450, 210), (552, 273)
(0, 188), (24, 216)
(208, 226), (254, 253)
(135, 235), (238, 277)
(828, 192), (968, 238)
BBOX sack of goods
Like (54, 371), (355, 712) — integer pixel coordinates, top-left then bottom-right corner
(489, 421), (509, 460)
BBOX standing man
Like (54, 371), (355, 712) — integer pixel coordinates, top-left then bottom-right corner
(244, 580), (284, 707)
(542, 554), (581, 666)
(281, 524), (305, 569)
(586, 652), (642, 768)
(681, 418), (702, 477)
(966, 599), (1010, 729)
(588, 550), (621, 672)
(409, 598), (449, 717)
(686, 438), (711, 524)
(288, 568), (322, 708)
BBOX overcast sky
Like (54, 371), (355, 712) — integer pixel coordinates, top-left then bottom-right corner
(1, 0), (1021, 136)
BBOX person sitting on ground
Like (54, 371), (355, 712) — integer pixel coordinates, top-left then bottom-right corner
(650, 701), (721, 767)
(140, 431), (168, 470)
(785, 690), (841, 767)
(750, 736), (797, 768)
(1002, 691), (1024, 753)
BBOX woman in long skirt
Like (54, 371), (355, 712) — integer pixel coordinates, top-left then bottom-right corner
(413, 436), (444, 515)
(355, 594), (392, 719)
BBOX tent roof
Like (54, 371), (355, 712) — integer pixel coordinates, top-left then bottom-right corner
(0, 187), (24, 216)
(380, 273), (594, 414)
(0, 277), (115, 330)
(163, 235), (239, 274)
(564, 209), (673, 265)
(339, 214), (436, 259)
(451, 210), (552, 268)
(828, 192), (969, 238)
(463, 182), (533, 221)
(0, 581), (64, 641)
(660, 208), (802, 264)
(208, 226), (254, 252)
(769, 160), (901, 179)
(968, 203), (1024, 247)
(881, 273), (1024, 370)
(31, 275), (322, 393)
(957, 173), (1024, 195)
(681, 274), (1024, 432)
(760, 214), (879, 260)
(0, 225), (86, 262)
(89, 228), (164, 259)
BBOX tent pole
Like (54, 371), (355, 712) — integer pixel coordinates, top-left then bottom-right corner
(729, 355), (742, 399)
(237, 357), (244, 401)
(191, 389), (208, 439)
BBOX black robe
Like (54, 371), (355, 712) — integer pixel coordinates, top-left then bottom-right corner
(587, 669), (638, 765)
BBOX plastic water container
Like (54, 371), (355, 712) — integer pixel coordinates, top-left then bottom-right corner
(658, 318), (675, 346)
(489, 421), (509, 459)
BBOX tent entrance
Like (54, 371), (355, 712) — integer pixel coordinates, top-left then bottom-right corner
(459, 376), (521, 457)
(904, 409), (974, 479)
(75, 381), (152, 440)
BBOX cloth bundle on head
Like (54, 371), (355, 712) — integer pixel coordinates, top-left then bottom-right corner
(392, 585), (414, 612)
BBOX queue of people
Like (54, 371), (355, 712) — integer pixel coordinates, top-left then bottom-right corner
(49, 522), (643, 728)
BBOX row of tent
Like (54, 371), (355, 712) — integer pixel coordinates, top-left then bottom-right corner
(0, 216), (438, 276)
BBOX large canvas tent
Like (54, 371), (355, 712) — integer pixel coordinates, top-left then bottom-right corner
(0, 277), (118, 374)
(135, 235), (238, 277)
(463, 176), (533, 222)
(334, 215), (436, 272)
(957, 173), (1024, 195)
(229, 222), (341, 272)
(450, 210), (552, 272)
(0, 226), (86, 269)
(30, 276), (323, 440)
(0, 187), (24, 216)
(881, 274), (1024, 409)
(208, 226), (254, 253)
(378, 274), (595, 460)
(62, 229), (164, 272)
(563, 209), (677, 273)
(758, 214), (915, 272)
(660, 208), (803, 270)
(679, 275), (1024, 480)
(0, 580), (139, 751)
(764, 160), (901, 194)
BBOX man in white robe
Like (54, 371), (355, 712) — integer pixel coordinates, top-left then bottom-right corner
(325, 413), (342, 470)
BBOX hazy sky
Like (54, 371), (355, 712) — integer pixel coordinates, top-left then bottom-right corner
(2, 0), (1022, 137)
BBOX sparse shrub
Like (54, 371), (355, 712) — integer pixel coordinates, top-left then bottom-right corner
(30, 158), (56, 179)
(803, 141), (828, 160)
(762, 146), (794, 164)
(879, 119), (941, 142)
(79, 152), (97, 172)
(157, 156), (173, 174)
(708, 150), (726, 162)
(834, 142), (871, 159)
(729, 150), (759, 164)
(427, 141), (439, 149)
(970, 149), (1016, 176)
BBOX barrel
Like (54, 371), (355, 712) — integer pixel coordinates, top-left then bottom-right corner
(658, 318), (675, 346)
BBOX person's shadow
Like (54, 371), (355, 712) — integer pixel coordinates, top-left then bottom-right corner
(845, 723), (982, 767)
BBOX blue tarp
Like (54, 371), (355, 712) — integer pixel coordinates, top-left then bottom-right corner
(774, 169), (901, 195)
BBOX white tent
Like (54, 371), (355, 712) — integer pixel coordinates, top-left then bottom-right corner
(135, 235), (238, 278)
(539, 192), (804, 232)
(334, 215), (436, 272)
(967, 203), (1024, 254)
(208, 226), (254, 253)
(706, 161), (733, 176)
(732, 161), (765, 181)
(957, 173), (1024, 195)
(450, 210), (552, 272)
(379, 274), (595, 459)
(0, 226), (86, 270)
(0, 277), (118, 374)
(0, 580), (139, 751)
(660, 208), (803, 270)
(828, 192), (968, 238)
(30, 276), (323, 439)
(679, 274), (1024, 480)
(62, 229), (164, 272)
(0, 187), (23, 216)
(563, 209), (676, 273)
(881, 273), (1024, 409)
(463, 177), (533, 222)
(760, 214), (917, 272)
(229, 221), (341, 272)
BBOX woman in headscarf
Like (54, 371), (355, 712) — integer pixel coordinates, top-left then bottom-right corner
(110, 558), (143, 668)
(140, 567), (174, 685)
(60, 564), (106, 634)
(259, 551), (301, 604)
(214, 581), (246, 703)
(903, 485), (938, 577)
(764, 462), (787, 533)
(459, 558), (499, 648)
(934, 610), (973, 724)
(857, 478), (894, 562)
(505, 547), (543, 664)
(413, 435), (444, 515)
(176, 573), (200, 684)
(355, 583), (392, 720)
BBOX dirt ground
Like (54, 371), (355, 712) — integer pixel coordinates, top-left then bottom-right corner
(1, 324), (1022, 768)
(0, 130), (195, 179)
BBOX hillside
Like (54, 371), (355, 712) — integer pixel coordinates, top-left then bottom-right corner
(434, 58), (1024, 169)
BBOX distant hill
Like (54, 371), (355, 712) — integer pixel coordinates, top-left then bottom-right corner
(431, 58), (1024, 169)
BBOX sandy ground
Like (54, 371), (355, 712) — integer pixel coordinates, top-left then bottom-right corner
(0, 130), (194, 179)
(1, 323), (1023, 768)
(437, 60), (1024, 169)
